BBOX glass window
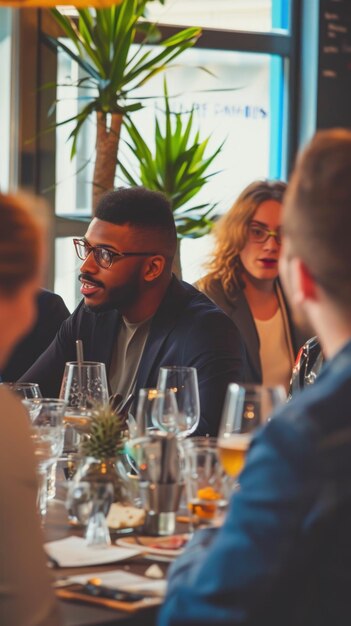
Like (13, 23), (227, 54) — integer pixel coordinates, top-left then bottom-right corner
(145, 0), (291, 33)
(56, 41), (94, 215)
(0, 8), (13, 191)
(54, 43), (286, 300)
(55, 237), (82, 313)
(50, 1), (292, 307)
(123, 48), (284, 210)
(55, 46), (285, 216)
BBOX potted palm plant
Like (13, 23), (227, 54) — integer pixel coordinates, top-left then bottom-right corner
(46, 0), (201, 211)
(118, 80), (224, 275)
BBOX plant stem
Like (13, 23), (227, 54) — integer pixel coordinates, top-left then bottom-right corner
(93, 112), (123, 213)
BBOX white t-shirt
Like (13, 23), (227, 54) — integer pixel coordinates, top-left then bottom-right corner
(255, 307), (292, 392)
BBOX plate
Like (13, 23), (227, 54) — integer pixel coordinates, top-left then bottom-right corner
(45, 536), (140, 568)
(116, 534), (189, 559)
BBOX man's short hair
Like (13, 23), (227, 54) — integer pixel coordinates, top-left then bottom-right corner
(95, 187), (177, 256)
(283, 128), (351, 309)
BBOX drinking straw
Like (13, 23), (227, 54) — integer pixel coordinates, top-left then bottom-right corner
(76, 339), (84, 364)
(76, 339), (84, 406)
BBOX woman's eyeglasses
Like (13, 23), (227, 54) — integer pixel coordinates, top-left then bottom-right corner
(248, 222), (282, 246)
(73, 238), (157, 269)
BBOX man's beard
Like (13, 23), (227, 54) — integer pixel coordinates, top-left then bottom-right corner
(82, 272), (141, 314)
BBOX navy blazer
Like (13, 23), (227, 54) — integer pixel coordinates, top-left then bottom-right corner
(21, 277), (247, 435)
(159, 340), (351, 626)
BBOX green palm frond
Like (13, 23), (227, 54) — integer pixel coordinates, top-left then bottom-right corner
(47, 2), (201, 136)
(119, 79), (224, 238)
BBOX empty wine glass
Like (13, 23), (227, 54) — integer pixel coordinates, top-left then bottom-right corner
(25, 398), (66, 520)
(154, 366), (200, 438)
(134, 388), (159, 437)
(59, 361), (109, 453)
(3, 382), (42, 400)
(218, 383), (286, 478)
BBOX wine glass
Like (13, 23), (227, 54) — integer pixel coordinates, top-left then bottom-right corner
(3, 382), (42, 400)
(134, 388), (159, 437)
(59, 361), (109, 453)
(218, 383), (286, 478)
(25, 398), (66, 520)
(154, 366), (200, 438)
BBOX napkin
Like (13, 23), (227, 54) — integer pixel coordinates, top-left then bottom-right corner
(45, 536), (140, 568)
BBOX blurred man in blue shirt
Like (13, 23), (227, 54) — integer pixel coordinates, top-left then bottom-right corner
(159, 129), (351, 626)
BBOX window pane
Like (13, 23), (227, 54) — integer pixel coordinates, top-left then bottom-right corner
(55, 42), (94, 216)
(55, 237), (81, 312)
(55, 46), (285, 215)
(118, 47), (285, 213)
(0, 8), (12, 191)
(145, 0), (291, 32)
(54, 45), (286, 291)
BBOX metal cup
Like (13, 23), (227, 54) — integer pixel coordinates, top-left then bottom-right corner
(140, 482), (184, 536)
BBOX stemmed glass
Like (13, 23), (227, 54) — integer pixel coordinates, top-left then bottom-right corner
(217, 383), (286, 478)
(153, 366), (200, 438)
(134, 388), (159, 437)
(59, 361), (109, 454)
(25, 398), (66, 520)
(3, 382), (42, 400)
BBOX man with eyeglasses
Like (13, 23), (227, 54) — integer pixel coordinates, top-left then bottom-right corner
(21, 186), (247, 436)
(159, 130), (351, 626)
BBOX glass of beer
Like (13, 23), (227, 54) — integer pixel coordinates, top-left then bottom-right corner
(218, 384), (286, 478)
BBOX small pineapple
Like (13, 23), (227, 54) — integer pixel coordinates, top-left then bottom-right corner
(80, 405), (125, 460)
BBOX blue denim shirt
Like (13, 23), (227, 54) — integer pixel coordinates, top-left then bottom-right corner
(159, 339), (351, 626)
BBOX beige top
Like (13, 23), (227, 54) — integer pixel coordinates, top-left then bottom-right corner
(255, 308), (292, 392)
(109, 316), (152, 402)
(0, 386), (61, 626)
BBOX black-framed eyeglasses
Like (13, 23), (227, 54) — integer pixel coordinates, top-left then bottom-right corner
(248, 222), (282, 246)
(73, 238), (158, 269)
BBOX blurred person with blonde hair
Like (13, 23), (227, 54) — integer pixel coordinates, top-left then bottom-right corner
(197, 180), (306, 391)
(0, 193), (61, 625)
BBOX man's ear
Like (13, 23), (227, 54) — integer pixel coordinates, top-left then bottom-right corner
(143, 255), (166, 282)
(294, 258), (319, 302)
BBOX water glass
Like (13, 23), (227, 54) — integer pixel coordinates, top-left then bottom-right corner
(67, 477), (114, 547)
(182, 437), (230, 532)
(218, 383), (286, 477)
(25, 398), (66, 519)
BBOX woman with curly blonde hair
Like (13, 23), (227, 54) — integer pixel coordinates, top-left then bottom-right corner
(197, 180), (306, 391)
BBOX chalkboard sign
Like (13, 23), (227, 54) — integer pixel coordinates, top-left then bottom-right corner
(317, 0), (351, 129)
